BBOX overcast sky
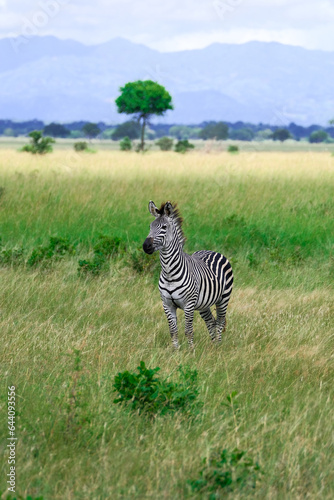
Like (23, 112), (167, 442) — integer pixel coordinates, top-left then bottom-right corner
(1, 0), (334, 52)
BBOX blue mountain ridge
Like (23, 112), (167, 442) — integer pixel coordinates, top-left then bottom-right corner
(0, 36), (333, 124)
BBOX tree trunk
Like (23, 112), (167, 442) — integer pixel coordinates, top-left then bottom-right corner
(140, 116), (146, 151)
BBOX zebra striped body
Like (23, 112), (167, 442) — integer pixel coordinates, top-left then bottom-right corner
(143, 201), (233, 349)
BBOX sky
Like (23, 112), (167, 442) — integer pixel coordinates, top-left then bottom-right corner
(0, 0), (334, 52)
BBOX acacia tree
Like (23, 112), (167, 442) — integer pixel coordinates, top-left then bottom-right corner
(115, 80), (173, 151)
(82, 123), (101, 139)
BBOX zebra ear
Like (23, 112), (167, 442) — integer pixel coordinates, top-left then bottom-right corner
(164, 201), (173, 217)
(148, 201), (160, 218)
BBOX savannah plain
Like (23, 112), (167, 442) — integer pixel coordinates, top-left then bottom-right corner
(0, 148), (333, 499)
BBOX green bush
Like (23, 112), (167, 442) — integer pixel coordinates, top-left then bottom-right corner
(155, 136), (174, 151)
(74, 141), (89, 152)
(174, 139), (195, 153)
(0, 246), (24, 266)
(78, 235), (125, 276)
(20, 131), (55, 154)
(27, 237), (74, 267)
(128, 246), (160, 277)
(119, 136), (132, 151)
(113, 361), (200, 416)
(228, 144), (239, 153)
(188, 448), (262, 496)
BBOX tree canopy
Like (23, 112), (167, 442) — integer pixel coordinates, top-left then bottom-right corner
(82, 123), (101, 139)
(112, 120), (141, 140)
(271, 128), (291, 142)
(115, 80), (173, 150)
(309, 130), (328, 143)
(44, 123), (70, 138)
(199, 122), (229, 140)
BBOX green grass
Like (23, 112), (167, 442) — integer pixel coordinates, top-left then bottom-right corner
(0, 150), (333, 499)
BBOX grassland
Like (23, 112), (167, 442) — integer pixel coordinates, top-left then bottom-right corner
(0, 150), (333, 499)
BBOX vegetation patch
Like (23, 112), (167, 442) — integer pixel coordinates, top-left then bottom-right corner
(78, 235), (125, 276)
(174, 139), (195, 153)
(113, 361), (200, 417)
(188, 448), (262, 496)
(27, 237), (74, 267)
(20, 130), (55, 154)
(155, 136), (174, 151)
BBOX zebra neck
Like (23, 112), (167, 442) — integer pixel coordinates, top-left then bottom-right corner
(159, 240), (185, 280)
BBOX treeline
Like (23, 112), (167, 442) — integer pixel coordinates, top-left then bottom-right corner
(1, 119), (334, 143)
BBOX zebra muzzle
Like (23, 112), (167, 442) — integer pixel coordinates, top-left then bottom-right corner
(143, 238), (155, 254)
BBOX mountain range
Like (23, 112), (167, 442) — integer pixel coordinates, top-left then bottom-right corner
(0, 35), (333, 125)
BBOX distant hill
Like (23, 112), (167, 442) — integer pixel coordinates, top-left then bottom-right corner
(0, 36), (333, 125)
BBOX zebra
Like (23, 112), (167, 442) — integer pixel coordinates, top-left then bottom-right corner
(143, 201), (233, 349)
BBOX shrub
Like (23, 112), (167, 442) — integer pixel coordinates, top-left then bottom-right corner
(0, 246), (24, 266)
(155, 136), (173, 151)
(174, 139), (195, 153)
(188, 448), (262, 496)
(113, 361), (200, 416)
(128, 246), (160, 278)
(74, 141), (88, 152)
(120, 136), (132, 151)
(27, 237), (74, 267)
(228, 144), (239, 153)
(78, 235), (125, 276)
(21, 130), (55, 154)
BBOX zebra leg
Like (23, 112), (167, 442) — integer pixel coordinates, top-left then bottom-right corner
(184, 306), (195, 349)
(216, 297), (229, 343)
(162, 303), (179, 349)
(199, 308), (217, 342)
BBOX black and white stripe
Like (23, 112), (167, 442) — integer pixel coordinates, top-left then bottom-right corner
(143, 201), (233, 349)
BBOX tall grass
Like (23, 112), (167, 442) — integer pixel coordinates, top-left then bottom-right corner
(0, 150), (333, 499)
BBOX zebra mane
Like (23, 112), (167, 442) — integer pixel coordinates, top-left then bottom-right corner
(158, 202), (186, 248)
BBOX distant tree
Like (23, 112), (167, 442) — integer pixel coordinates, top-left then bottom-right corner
(169, 125), (194, 140)
(82, 123), (101, 139)
(44, 123), (70, 138)
(156, 137), (174, 151)
(309, 130), (328, 143)
(115, 80), (173, 151)
(112, 121), (141, 140)
(271, 128), (291, 142)
(255, 129), (273, 141)
(21, 130), (55, 154)
(329, 119), (334, 125)
(199, 122), (228, 140)
(70, 130), (84, 139)
(3, 128), (16, 137)
(229, 128), (255, 141)
(100, 128), (116, 140)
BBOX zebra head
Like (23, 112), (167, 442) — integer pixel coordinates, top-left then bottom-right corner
(143, 201), (175, 254)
